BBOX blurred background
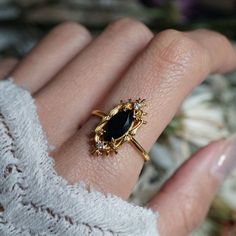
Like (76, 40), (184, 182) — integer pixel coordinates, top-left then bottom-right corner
(1, 0), (236, 57)
(1, 0), (236, 235)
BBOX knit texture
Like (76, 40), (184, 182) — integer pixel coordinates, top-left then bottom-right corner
(0, 79), (158, 236)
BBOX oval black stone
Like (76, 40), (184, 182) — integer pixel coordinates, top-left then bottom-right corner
(103, 110), (134, 141)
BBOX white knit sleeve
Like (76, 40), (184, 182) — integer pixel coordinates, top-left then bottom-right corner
(0, 79), (159, 236)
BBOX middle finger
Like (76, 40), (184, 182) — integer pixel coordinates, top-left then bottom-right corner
(35, 18), (153, 148)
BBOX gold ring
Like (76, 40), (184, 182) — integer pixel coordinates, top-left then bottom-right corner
(91, 99), (150, 161)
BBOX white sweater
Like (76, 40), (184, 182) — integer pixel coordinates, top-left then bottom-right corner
(0, 79), (158, 236)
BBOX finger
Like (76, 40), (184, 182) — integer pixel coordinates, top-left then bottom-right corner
(0, 58), (18, 79)
(185, 29), (236, 74)
(10, 22), (91, 93)
(55, 29), (236, 199)
(35, 18), (153, 147)
(148, 137), (236, 236)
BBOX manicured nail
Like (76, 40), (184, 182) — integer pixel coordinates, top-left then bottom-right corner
(211, 134), (236, 182)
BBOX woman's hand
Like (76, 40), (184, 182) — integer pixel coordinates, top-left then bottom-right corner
(1, 19), (236, 235)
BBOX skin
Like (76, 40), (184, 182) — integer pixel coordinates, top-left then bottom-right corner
(1, 18), (236, 235)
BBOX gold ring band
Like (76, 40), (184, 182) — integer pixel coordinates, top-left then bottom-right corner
(92, 110), (107, 118)
(91, 99), (150, 161)
(128, 135), (150, 161)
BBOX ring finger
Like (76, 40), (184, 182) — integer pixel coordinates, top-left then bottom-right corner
(54, 29), (236, 199)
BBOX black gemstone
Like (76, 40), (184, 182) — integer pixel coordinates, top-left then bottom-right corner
(103, 110), (134, 141)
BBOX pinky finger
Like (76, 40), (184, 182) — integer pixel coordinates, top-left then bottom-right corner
(148, 136), (236, 236)
(0, 58), (18, 79)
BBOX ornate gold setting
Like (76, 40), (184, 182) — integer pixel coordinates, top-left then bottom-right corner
(91, 99), (150, 161)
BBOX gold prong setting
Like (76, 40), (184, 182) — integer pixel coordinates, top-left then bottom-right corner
(92, 98), (147, 157)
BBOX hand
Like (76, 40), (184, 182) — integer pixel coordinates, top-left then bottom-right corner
(1, 19), (236, 235)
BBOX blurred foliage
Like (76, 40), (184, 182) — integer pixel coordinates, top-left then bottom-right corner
(0, 0), (236, 57)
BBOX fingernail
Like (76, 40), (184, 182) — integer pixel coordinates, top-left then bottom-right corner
(211, 134), (236, 182)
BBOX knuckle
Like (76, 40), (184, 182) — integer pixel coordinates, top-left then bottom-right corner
(52, 21), (91, 41)
(194, 28), (231, 53)
(210, 31), (232, 53)
(214, 32), (230, 45)
(197, 28), (229, 44)
(157, 29), (182, 41)
(108, 17), (153, 41)
(151, 29), (205, 72)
